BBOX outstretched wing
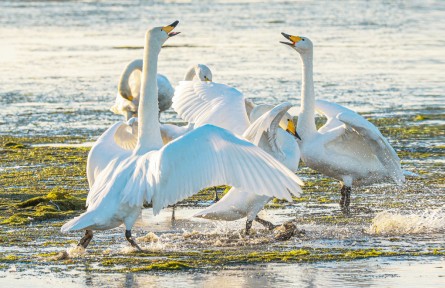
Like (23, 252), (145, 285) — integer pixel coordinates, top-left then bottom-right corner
(315, 99), (351, 133)
(172, 81), (250, 135)
(86, 120), (137, 190)
(122, 125), (303, 215)
(337, 111), (404, 184)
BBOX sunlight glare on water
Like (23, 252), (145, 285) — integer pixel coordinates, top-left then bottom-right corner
(0, 0), (443, 137)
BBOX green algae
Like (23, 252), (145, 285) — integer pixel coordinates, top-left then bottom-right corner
(0, 113), (444, 274)
(128, 261), (193, 272)
(0, 255), (20, 262)
(56, 248), (445, 273)
(17, 189), (85, 210)
(1, 188), (86, 226)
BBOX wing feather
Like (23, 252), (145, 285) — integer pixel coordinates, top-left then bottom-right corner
(243, 102), (292, 157)
(172, 81), (250, 135)
(337, 111), (404, 184)
(139, 125), (304, 215)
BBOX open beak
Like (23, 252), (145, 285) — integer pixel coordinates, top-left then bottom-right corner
(280, 32), (302, 47)
(162, 20), (180, 37)
(286, 120), (302, 140)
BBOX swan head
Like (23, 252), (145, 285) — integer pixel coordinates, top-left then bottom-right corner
(195, 64), (213, 82)
(280, 33), (312, 54)
(279, 116), (302, 141)
(146, 20), (180, 50)
(183, 64), (213, 81)
(251, 104), (301, 140)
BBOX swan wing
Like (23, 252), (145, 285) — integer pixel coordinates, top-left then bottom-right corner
(243, 102), (292, 155)
(172, 81), (250, 135)
(336, 111), (404, 184)
(122, 125), (303, 214)
(114, 120), (138, 151)
(315, 99), (351, 133)
(86, 119), (140, 191)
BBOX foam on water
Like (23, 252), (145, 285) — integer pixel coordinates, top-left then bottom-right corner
(66, 244), (86, 258)
(366, 206), (445, 235)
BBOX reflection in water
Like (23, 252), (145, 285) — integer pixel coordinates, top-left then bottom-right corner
(15, 258), (437, 288)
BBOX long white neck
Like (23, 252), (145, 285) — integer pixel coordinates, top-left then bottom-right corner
(297, 50), (317, 138)
(135, 35), (163, 154)
(183, 65), (197, 81)
(118, 59), (143, 99)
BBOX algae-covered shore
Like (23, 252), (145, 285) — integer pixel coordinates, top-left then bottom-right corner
(0, 111), (444, 281)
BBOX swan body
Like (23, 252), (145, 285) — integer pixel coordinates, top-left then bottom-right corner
(194, 103), (300, 226)
(280, 33), (404, 213)
(173, 80), (301, 230)
(110, 59), (174, 119)
(111, 60), (212, 120)
(61, 23), (304, 249)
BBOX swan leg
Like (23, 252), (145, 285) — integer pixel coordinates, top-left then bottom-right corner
(339, 185), (351, 215)
(125, 230), (142, 251)
(171, 205), (176, 221)
(213, 187), (219, 202)
(125, 110), (133, 121)
(78, 229), (93, 249)
(255, 216), (277, 230)
(245, 219), (253, 235)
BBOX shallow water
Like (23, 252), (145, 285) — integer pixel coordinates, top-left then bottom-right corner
(0, 0), (444, 138)
(0, 0), (444, 287)
(1, 256), (444, 288)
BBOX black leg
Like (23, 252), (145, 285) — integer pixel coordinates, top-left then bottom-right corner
(125, 230), (142, 251)
(255, 216), (277, 230)
(245, 219), (253, 235)
(213, 187), (219, 202)
(78, 229), (93, 249)
(339, 185), (351, 215)
(171, 205), (176, 221)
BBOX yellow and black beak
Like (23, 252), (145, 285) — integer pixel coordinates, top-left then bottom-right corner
(161, 20), (180, 37)
(280, 32), (302, 46)
(286, 119), (302, 140)
(204, 76), (211, 82)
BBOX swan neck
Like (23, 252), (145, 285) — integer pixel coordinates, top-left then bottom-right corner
(118, 59), (143, 98)
(136, 36), (163, 153)
(183, 66), (196, 81)
(298, 51), (317, 137)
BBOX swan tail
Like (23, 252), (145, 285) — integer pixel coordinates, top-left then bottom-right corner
(61, 212), (95, 233)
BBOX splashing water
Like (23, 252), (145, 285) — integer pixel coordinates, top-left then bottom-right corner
(366, 206), (445, 235)
(66, 244), (86, 258)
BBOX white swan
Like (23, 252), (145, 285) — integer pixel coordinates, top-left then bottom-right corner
(173, 80), (301, 232)
(194, 102), (301, 232)
(110, 60), (212, 120)
(280, 33), (404, 214)
(60, 22), (304, 250)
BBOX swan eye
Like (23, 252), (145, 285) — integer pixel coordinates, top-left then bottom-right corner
(302, 39), (305, 41)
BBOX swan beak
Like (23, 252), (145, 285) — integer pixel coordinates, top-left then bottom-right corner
(162, 20), (180, 37)
(286, 120), (302, 140)
(280, 32), (302, 46)
(204, 76), (211, 82)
